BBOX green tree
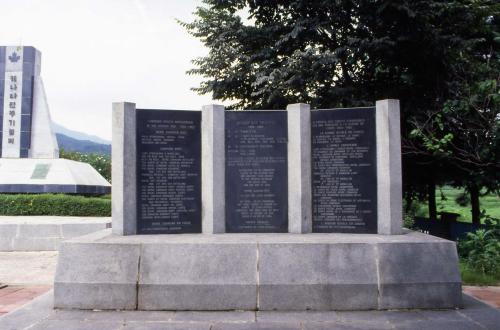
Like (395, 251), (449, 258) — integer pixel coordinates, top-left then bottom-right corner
(409, 10), (500, 224)
(183, 0), (499, 222)
(60, 148), (112, 183)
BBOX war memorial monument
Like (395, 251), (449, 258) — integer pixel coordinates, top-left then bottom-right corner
(52, 98), (462, 311)
(0, 46), (110, 195)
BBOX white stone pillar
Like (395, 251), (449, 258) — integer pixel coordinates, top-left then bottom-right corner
(376, 99), (403, 235)
(287, 103), (312, 233)
(202, 104), (226, 234)
(112, 102), (137, 235)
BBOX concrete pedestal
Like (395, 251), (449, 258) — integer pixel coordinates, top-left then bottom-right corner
(0, 158), (110, 195)
(54, 230), (462, 311)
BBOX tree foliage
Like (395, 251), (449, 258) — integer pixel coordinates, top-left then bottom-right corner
(60, 148), (112, 183)
(183, 0), (500, 223)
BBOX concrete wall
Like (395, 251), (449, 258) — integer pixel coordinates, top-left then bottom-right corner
(0, 216), (110, 251)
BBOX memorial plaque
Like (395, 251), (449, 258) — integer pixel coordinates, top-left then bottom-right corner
(225, 111), (288, 233)
(311, 107), (377, 233)
(136, 109), (201, 234)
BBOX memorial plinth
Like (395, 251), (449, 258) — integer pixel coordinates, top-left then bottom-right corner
(55, 229), (461, 310)
(0, 46), (110, 195)
(54, 99), (462, 311)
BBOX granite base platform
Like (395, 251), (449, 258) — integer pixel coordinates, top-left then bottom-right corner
(53, 229), (462, 311)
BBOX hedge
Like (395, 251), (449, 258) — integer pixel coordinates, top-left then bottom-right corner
(0, 194), (111, 217)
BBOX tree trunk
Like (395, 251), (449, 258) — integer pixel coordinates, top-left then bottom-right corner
(428, 179), (437, 221)
(469, 184), (481, 225)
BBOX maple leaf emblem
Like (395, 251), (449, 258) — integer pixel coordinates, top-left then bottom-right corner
(8, 52), (20, 63)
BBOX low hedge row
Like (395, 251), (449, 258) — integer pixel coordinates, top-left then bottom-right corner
(0, 194), (111, 217)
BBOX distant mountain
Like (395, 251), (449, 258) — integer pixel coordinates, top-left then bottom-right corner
(52, 122), (110, 145)
(56, 133), (111, 156)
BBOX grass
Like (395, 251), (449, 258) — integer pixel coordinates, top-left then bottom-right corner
(414, 186), (500, 224)
(460, 262), (500, 286)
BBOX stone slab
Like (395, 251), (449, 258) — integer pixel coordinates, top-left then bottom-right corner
(53, 230), (461, 311)
(377, 241), (462, 309)
(54, 240), (140, 310)
(258, 242), (378, 310)
(0, 216), (111, 251)
(138, 242), (257, 310)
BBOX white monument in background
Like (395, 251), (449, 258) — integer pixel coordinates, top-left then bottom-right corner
(0, 46), (110, 194)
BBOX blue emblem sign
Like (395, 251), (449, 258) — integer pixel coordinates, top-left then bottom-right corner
(8, 52), (20, 63)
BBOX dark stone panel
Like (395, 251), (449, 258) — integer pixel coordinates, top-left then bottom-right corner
(21, 97), (33, 115)
(136, 109), (202, 234)
(0, 56), (4, 158)
(0, 184), (111, 195)
(22, 46), (36, 64)
(23, 67), (35, 83)
(19, 148), (29, 158)
(225, 111), (288, 233)
(0, 47), (5, 63)
(20, 130), (31, 150)
(21, 114), (32, 129)
(311, 107), (377, 233)
(22, 75), (34, 99)
(0, 76), (2, 156)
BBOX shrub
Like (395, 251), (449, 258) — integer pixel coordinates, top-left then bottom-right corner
(0, 194), (111, 217)
(60, 149), (111, 183)
(458, 228), (500, 276)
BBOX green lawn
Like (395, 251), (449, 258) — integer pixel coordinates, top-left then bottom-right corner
(414, 186), (500, 223)
(460, 262), (500, 286)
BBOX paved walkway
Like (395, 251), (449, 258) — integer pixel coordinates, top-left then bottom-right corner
(0, 252), (57, 285)
(463, 286), (500, 308)
(0, 286), (51, 316)
(0, 290), (499, 330)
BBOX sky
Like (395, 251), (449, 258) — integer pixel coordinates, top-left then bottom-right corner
(0, 0), (214, 141)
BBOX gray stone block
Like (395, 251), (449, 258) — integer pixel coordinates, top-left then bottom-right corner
(138, 242), (257, 310)
(0, 238), (13, 251)
(287, 103), (312, 234)
(61, 223), (109, 238)
(259, 243), (378, 310)
(0, 224), (17, 237)
(112, 102), (137, 235)
(376, 100), (403, 235)
(12, 237), (59, 251)
(377, 241), (462, 309)
(54, 241), (141, 309)
(379, 283), (462, 310)
(0, 218), (112, 251)
(139, 284), (257, 311)
(201, 104), (226, 234)
(17, 224), (61, 238)
(54, 283), (137, 311)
